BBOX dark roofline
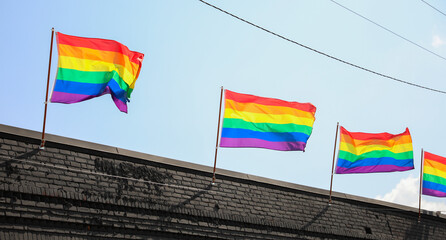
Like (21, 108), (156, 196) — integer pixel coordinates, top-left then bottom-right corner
(0, 123), (443, 219)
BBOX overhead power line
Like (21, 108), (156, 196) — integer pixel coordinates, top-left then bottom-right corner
(330, 0), (446, 62)
(421, 0), (446, 17)
(198, 0), (446, 95)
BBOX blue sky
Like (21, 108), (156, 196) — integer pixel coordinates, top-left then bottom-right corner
(2, 0), (446, 211)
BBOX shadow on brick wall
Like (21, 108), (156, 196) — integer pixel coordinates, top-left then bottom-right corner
(168, 184), (213, 212)
(16, 149), (40, 159)
(301, 205), (329, 230)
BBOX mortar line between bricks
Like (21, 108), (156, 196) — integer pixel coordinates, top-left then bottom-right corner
(0, 155), (222, 195)
(0, 155), (437, 214)
(0, 192), (383, 240)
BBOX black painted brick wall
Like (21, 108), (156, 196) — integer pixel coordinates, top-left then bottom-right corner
(0, 124), (445, 239)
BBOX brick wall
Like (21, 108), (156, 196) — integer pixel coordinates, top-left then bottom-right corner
(0, 124), (445, 239)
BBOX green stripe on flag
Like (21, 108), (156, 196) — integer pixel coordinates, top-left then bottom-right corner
(423, 173), (446, 186)
(57, 68), (133, 97)
(222, 118), (312, 135)
(338, 150), (414, 163)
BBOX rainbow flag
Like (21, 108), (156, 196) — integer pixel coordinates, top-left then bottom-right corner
(219, 90), (316, 151)
(50, 32), (144, 113)
(336, 127), (414, 174)
(423, 151), (446, 197)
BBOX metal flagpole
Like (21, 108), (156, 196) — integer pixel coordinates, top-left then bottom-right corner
(40, 28), (55, 149)
(329, 122), (340, 204)
(212, 86), (224, 184)
(418, 148), (424, 222)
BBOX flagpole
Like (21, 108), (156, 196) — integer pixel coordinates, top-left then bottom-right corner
(40, 28), (55, 149)
(418, 148), (424, 222)
(212, 86), (224, 184)
(329, 122), (340, 204)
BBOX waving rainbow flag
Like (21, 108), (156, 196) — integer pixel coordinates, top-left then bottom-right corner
(423, 151), (446, 197)
(50, 32), (144, 113)
(219, 90), (316, 151)
(336, 127), (414, 174)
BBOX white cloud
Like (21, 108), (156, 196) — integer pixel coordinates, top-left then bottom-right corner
(432, 35), (445, 48)
(375, 175), (446, 213)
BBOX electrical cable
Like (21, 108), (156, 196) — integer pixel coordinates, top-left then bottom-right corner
(330, 0), (446, 62)
(421, 0), (446, 17)
(198, 0), (446, 95)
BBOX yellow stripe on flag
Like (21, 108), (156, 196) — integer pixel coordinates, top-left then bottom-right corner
(339, 142), (413, 155)
(59, 56), (138, 87)
(224, 108), (315, 127)
(424, 165), (446, 179)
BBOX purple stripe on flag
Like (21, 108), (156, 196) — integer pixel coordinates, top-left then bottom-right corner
(108, 88), (128, 113)
(336, 165), (414, 174)
(51, 91), (99, 103)
(423, 188), (446, 197)
(220, 137), (306, 151)
(51, 90), (127, 113)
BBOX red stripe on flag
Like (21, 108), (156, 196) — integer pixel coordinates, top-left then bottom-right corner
(340, 126), (410, 141)
(225, 90), (316, 113)
(425, 151), (446, 166)
(57, 32), (144, 65)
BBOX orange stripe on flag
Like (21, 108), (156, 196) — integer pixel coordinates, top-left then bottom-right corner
(225, 99), (315, 119)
